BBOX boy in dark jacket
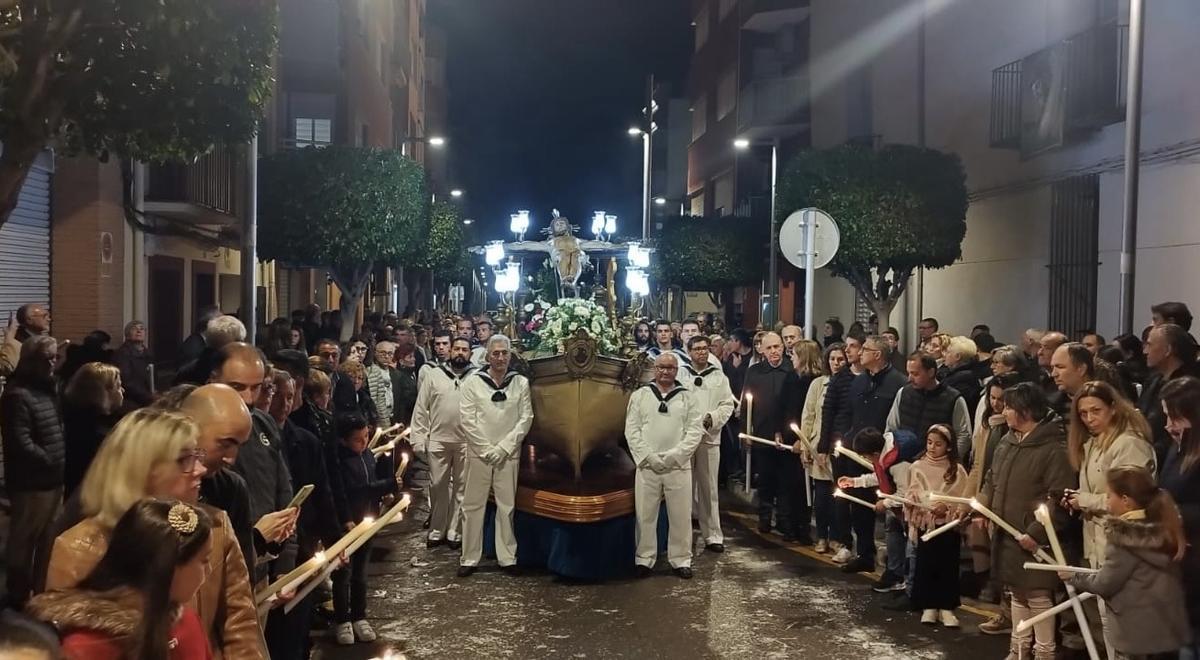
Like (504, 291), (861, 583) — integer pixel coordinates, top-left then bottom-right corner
(329, 413), (396, 646)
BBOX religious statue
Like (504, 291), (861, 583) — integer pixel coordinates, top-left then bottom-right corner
(513, 210), (611, 298)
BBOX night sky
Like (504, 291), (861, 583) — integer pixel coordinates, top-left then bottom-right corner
(432, 0), (692, 242)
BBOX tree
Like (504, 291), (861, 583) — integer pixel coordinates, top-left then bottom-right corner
(421, 200), (471, 288)
(776, 144), (968, 331)
(0, 0), (278, 229)
(259, 146), (428, 341)
(651, 215), (766, 311)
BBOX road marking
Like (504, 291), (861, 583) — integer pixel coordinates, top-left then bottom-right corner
(725, 510), (997, 619)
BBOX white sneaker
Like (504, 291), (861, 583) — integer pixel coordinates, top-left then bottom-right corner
(831, 547), (853, 564)
(814, 539), (829, 553)
(353, 619), (377, 642)
(939, 609), (959, 628)
(921, 609), (937, 625)
(334, 622), (354, 645)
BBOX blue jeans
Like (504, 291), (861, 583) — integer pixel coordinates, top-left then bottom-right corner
(883, 508), (912, 584)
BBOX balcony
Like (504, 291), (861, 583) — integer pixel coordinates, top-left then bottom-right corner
(989, 21), (1128, 157)
(740, 0), (811, 32)
(145, 147), (247, 226)
(737, 75), (810, 138)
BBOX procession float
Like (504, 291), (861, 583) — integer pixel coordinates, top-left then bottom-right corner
(470, 210), (658, 579)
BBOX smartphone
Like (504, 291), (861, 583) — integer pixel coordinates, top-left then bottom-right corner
(287, 484), (315, 510)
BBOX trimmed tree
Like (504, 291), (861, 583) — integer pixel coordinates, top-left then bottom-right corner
(0, 0), (278, 229)
(651, 215), (766, 312)
(422, 200), (471, 289)
(776, 144), (968, 331)
(259, 146), (427, 341)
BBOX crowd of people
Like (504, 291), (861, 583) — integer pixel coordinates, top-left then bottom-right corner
(0, 297), (1197, 660)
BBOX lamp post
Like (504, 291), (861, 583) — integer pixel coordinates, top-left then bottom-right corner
(1118, 0), (1146, 335)
(494, 259), (521, 339)
(734, 137), (780, 328)
(398, 135), (446, 158)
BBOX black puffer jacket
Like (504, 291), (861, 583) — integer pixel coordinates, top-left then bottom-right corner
(0, 377), (65, 491)
(942, 360), (982, 417)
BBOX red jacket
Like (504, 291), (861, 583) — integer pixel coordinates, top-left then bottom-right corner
(29, 588), (212, 660)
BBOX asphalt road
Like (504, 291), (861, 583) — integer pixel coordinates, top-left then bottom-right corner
(311, 493), (1009, 660)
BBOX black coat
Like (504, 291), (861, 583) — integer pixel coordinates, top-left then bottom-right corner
(200, 468), (256, 578)
(942, 361), (982, 417)
(61, 403), (120, 496)
(1159, 442), (1200, 628)
(741, 360), (805, 444)
(332, 443), (396, 523)
(279, 419), (341, 552)
(818, 367), (856, 454)
(1139, 363), (1200, 468)
(112, 342), (154, 407)
(847, 365), (906, 441)
(0, 378), (65, 491)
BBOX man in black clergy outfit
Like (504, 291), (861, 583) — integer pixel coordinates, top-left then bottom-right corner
(740, 332), (808, 541)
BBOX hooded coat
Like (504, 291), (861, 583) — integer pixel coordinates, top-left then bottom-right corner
(27, 587), (211, 659)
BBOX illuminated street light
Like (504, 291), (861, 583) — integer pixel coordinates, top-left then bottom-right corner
(628, 127), (643, 136)
(428, 136), (446, 147)
(510, 210), (530, 240)
(591, 211), (607, 237)
(450, 189), (464, 198)
(462, 218), (473, 225)
(604, 214), (617, 236)
(625, 268), (650, 296)
(627, 242), (651, 269)
(654, 197), (666, 206)
(733, 138), (751, 150)
(484, 240), (505, 266)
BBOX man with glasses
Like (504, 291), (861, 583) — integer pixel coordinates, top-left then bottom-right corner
(1, 303), (52, 377)
(209, 343), (297, 583)
(675, 319), (721, 369)
(917, 318), (938, 352)
(626, 352), (704, 579)
(367, 341), (397, 425)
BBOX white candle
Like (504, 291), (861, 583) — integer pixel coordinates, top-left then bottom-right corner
(1021, 562), (1098, 575)
(371, 441), (395, 456)
(833, 441), (875, 470)
(738, 433), (789, 450)
(789, 422), (803, 439)
(1015, 592), (1096, 633)
(283, 556), (344, 614)
(876, 490), (931, 510)
(396, 452), (411, 481)
(920, 517), (965, 542)
(1035, 504), (1101, 660)
(743, 393), (753, 495)
(970, 499), (1055, 564)
(928, 493), (974, 506)
(834, 488), (875, 509)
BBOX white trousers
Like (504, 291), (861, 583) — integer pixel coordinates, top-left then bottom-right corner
(460, 450), (519, 567)
(427, 441), (466, 541)
(635, 467), (693, 569)
(692, 442), (722, 545)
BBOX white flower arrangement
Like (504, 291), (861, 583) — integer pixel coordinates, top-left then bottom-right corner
(533, 298), (620, 356)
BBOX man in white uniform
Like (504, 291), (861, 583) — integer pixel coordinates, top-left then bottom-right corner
(675, 319), (722, 369)
(458, 334), (533, 577)
(680, 335), (735, 553)
(625, 352), (704, 579)
(411, 336), (475, 549)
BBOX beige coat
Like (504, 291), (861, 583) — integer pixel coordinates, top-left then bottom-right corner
(45, 506), (266, 660)
(1074, 429), (1157, 566)
(797, 375), (832, 480)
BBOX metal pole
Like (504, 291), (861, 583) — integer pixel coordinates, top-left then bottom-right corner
(767, 140), (780, 328)
(241, 135), (258, 345)
(803, 209), (816, 340)
(1118, 0), (1146, 336)
(642, 74), (655, 240)
(131, 162), (148, 324)
(911, 0), (927, 351)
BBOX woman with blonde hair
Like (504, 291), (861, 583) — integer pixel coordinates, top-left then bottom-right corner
(942, 335), (983, 415)
(62, 362), (125, 496)
(794, 342), (846, 553)
(790, 338), (824, 378)
(1063, 380), (1156, 571)
(46, 407), (266, 659)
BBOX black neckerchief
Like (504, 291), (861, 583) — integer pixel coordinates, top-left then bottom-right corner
(682, 363), (718, 388)
(646, 381), (686, 413)
(440, 364), (474, 389)
(478, 369), (520, 402)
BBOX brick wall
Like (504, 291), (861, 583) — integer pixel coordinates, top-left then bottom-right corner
(51, 157), (128, 343)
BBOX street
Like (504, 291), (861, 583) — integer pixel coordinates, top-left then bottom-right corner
(314, 497), (1008, 660)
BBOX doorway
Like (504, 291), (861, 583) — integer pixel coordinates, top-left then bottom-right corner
(148, 255), (184, 364)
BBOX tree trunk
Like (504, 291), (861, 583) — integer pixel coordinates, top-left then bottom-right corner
(0, 133), (46, 230)
(840, 265), (913, 338)
(331, 264), (371, 342)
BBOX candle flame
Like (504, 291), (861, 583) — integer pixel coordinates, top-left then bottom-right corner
(362, 517), (375, 525)
(969, 498), (982, 508)
(789, 422), (801, 434)
(834, 488), (843, 496)
(1036, 503), (1049, 516)
(314, 551), (327, 563)
(876, 490), (885, 497)
(745, 393), (753, 401)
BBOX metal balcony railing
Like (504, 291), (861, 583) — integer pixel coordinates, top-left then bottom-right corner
(989, 22), (1128, 154)
(740, 0), (810, 31)
(146, 147), (246, 221)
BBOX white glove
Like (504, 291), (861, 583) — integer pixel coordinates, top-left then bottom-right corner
(482, 445), (508, 466)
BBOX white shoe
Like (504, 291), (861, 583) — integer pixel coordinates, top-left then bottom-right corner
(831, 547), (853, 564)
(814, 539), (829, 553)
(353, 619), (377, 642)
(921, 609), (937, 625)
(939, 609), (959, 628)
(334, 622), (354, 645)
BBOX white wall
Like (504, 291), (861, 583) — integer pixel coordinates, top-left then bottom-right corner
(806, 0), (1200, 342)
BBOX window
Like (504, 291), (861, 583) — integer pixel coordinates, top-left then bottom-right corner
(719, 0), (736, 21)
(294, 118), (332, 147)
(694, 4), (709, 52)
(1047, 175), (1099, 336)
(689, 192), (706, 216)
(717, 68), (737, 120)
(691, 94), (708, 142)
(713, 174), (733, 215)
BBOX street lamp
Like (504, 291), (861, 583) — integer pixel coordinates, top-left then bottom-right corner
(484, 240), (506, 266)
(428, 136), (446, 147)
(450, 189), (464, 198)
(733, 136), (780, 327)
(627, 242), (650, 269)
(494, 259), (521, 338)
(399, 135), (446, 157)
(510, 210), (530, 241)
(654, 197), (667, 206)
(463, 218), (474, 225)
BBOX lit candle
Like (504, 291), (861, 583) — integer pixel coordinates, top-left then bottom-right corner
(929, 492), (975, 506)
(1021, 562), (1098, 575)
(833, 488), (875, 509)
(1035, 504), (1101, 660)
(1015, 592), (1096, 633)
(284, 555), (343, 614)
(257, 518), (373, 604)
(738, 432), (789, 450)
(743, 392), (754, 495)
(920, 517), (965, 542)
(833, 441), (875, 470)
(395, 452), (411, 481)
(971, 499), (1054, 563)
(876, 490), (931, 510)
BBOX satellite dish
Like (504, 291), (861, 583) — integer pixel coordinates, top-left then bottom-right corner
(779, 208), (840, 270)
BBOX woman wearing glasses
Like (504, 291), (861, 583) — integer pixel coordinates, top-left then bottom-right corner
(45, 407), (267, 659)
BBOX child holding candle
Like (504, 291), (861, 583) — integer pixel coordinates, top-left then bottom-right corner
(329, 413), (397, 646)
(1061, 466), (1192, 660)
(906, 424), (970, 627)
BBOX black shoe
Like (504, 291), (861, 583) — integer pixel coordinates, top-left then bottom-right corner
(423, 517), (430, 530)
(456, 565), (476, 578)
(881, 593), (913, 611)
(426, 537), (444, 549)
(794, 535), (814, 547)
(706, 543), (725, 554)
(871, 576), (905, 593)
(780, 533), (796, 543)
(502, 565), (522, 577)
(635, 565), (653, 579)
(757, 520), (773, 534)
(841, 558), (874, 574)
(446, 538), (462, 551)
(673, 566), (694, 580)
